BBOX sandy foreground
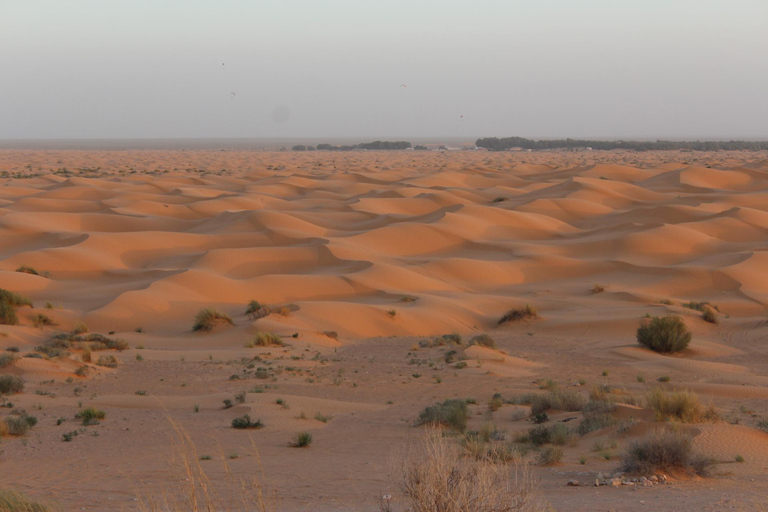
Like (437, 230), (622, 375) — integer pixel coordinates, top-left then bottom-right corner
(1, 148), (768, 511)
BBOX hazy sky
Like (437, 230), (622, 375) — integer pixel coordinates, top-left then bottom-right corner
(2, 0), (767, 140)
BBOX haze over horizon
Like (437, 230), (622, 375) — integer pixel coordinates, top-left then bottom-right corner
(3, 0), (767, 140)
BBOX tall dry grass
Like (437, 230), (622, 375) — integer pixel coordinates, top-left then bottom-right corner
(137, 415), (274, 512)
(381, 428), (545, 512)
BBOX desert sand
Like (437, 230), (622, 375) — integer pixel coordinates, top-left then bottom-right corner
(1, 148), (768, 510)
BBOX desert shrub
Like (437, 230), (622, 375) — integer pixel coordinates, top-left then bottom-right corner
(245, 300), (261, 317)
(0, 375), (24, 394)
(415, 399), (469, 432)
(682, 301), (716, 312)
(31, 314), (56, 328)
(0, 302), (17, 326)
(248, 332), (283, 347)
(439, 333), (462, 345)
(498, 304), (539, 324)
(4, 415), (36, 436)
(290, 431), (313, 447)
(15, 265), (45, 277)
(390, 429), (543, 512)
(105, 338), (129, 351)
(0, 353), (17, 368)
(0, 489), (52, 511)
(646, 388), (717, 423)
(527, 425), (551, 446)
(4, 347), (18, 353)
(97, 355), (118, 368)
(315, 412), (332, 423)
(192, 308), (233, 332)
(537, 446), (564, 466)
(636, 315), (691, 353)
(322, 330), (338, 339)
(549, 423), (572, 445)
(702, 306), (718, 324)
(487, 393), (504, 412)
(469, 334), (496, 349)
(592, 284), (606, 293)
(621, 429), (715, 476)
(0, 289), (33, 308)
(75, 407), (105, 425)
(443, 350), (457, 363)
(231, 414), (263, 429)
(72, 322), (88, 335)
(530, 389), (586, 416)
(74, 365), (89, 377)
(455, 361), (467, 369)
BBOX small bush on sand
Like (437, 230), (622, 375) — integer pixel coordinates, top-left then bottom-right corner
(231, 414), (263, 429)
(702, 306), (718, 324)
(0, 353), (17, 369)
(577, 401), (617, 435)
(72, 322), (88, 335)
(0, 375), (24, 394)
(15, 265), (48, 277)
(245, 300), (261, 318)
(192, 308), (233, 332)
(487, 393), (504, 412)
(31, 314), (56, 328)
(498, 304), (539, 325)
(4, 415), (36, 436)
(636, 315), (691, 353)
(97, 355), (118, 368)
(384, 429), (543, 512)
(0, 489), (53, 511)
(290, 431), (313, 447)
(248, 332), (283, 347)
(646, 388), (717, 423)
(415, 399), (469, 432)
(621, 429), (715, 476)
(75, 407), (105, 425)
(537, 446), (564, 466)
(529, 389), (586, 416)
(0, 289), (33, 308)
(592, 284), (606, 293)
(682, 301), (717, 312)
(0, 302), (18, 326)
(527, 425), (551, 446)
(469, 334), (496, 349)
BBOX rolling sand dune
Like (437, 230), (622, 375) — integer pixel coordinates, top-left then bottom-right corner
(2, 149), (768, 511)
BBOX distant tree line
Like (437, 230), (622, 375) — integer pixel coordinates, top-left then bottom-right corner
(291, 145), (315, 151)
(307, 141), (412, 151)
(475, 137), (768, 152)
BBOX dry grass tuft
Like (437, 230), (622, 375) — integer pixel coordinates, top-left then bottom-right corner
(646, 388), (718, 423)
(498, 304), (539, 325)
(381, 428), (545, 512)
(0, 489), (53, 511)
(192, 308), (234, 332)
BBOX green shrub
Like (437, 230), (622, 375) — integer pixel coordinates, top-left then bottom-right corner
(0, 375), (24, 394)
(0, 303), (17, 326)
(245, 300), (261, 317)
(527, 425), (551, 446)
(231, 414), (263, 429)
(75, 407), (105, 425)
(636, 315), (691, 353)
(621, 430), (715, 476)
(248, 332), (283, 347)
(487, 393), (504, 412)
(469, 334), (496, 349)
(682, 301), (716, 312)
(498, 304), (539, 324)
(415, 399), (469, 432)
(290, 431), (313, 447)
(455, 361), (467, 369)
(0, 289), (33, 308)
(192, 308), (233, 332)
(72, 322), (88, 335)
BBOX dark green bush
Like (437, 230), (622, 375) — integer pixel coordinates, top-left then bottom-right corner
(0, 375), (24, 394)
(621, 430), (715, 476)
(636, 315), (691, 353)
(415, 399), (469, 432)
(231, 414), (263, 429)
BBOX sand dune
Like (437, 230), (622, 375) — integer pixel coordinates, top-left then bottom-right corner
(1, 149), (768, 511)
